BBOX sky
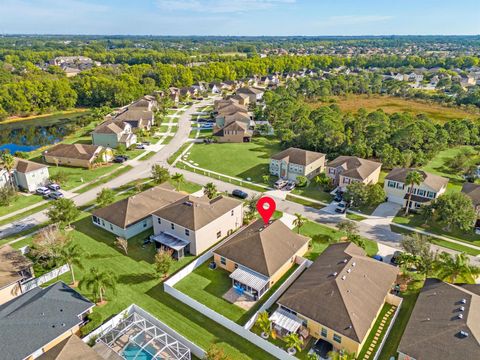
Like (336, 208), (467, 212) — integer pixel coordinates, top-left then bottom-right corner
(0, 0), (479, 36)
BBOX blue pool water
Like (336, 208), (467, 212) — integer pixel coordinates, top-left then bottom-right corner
(122, 344), (155, 360)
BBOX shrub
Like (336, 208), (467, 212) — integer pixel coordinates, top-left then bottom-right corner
(296, 175), (308, 187)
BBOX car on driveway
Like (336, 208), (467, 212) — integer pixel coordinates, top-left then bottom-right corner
(232, 189), (248, 199)
(113, 155), (128, 163)
(142, 141), (151, 146)
(45, 191), (64, 200)
(335, 201), (348, 214)
(311, 339), (333, 359)
(390, 251), (402, 265)
(285, 181), (296, 191)
(274, 179), (288, 189)
(48, 183), (61, 191)
(36, 187), (51, 196)
(136, 144), (146, 150)
(334, 191), (344, 202)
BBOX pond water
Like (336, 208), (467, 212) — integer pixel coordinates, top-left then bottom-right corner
(0, 111), (92, 154)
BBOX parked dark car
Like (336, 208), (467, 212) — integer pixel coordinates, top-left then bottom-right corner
(232, 189), (248, 199)
(47, 183), (61, 191)
(390, 251), (402, 265)
(285, 181), (296, 191)
(334, 191), (344, 202)
(136, 144), (146, 150)
(335, 201), (348, 214)
(142, 141), (151, 146)
(311, 339), (333, 359)
(45, 191), (64, 200)
(113, 155), (128, 163)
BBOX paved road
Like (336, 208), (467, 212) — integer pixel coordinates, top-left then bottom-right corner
(0, 98), (216, 240)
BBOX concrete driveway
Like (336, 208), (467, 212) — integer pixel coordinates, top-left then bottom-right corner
(371, 202), (402, 218)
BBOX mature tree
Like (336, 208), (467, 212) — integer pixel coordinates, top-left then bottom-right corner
(115, 237), (128, 255)
(171, 172), (185, 191)
(436, 252), (480, 284)
(155, 249), (174, 278)
(49, 170), (68, 185)
(116, 144), (127, 156)
(405, 170), (425, 215)
(31, 225), (70, 267)
(96, 188), (115, 208)
(80, 267), (117, 303)
(432, 192), (476, 232)
(256, 311), (272, 338)
(204, 344), (232, 360)
(284, 333), (303, 354)
(418, 203), (435, 225)
(151, 164), (170, 184)
(59, 243), (84, 285)
(244, 194), (260, 222)
(336, 220), (359, 239)
(293, 213), (308, 234)
(47, 198), (80, 228)
(0, 185), (17, 206)
(367, 184), (386, 206)
(401, 233), (431, 257)
(203, 182), (217, 199)
(1, 153), (15, 186)
(344, 182), (385, 208)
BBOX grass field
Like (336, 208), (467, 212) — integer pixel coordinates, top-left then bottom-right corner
(2, 109), (90, 126)
(186, 137), (281, 183)
(308, 95), (478, 123)
(47, 163), (122, 190)
(0, 194), (43, 217)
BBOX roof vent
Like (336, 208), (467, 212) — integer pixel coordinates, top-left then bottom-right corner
(460, 306), (465, 312)
(347, 269), (352, 273)
(461, 298), (467, 304)
(352, 262), (356, 267)
(184, 201), (193, 206)
(341, 275), (346, 280)
(458, 314), (464, 319)
(343, 259), (348, 263)
(332, 272), (338, 277)
(459, 331), (469, 338)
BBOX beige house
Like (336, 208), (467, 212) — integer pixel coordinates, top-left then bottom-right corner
(461, 183), (480, 230)
(213, 120), (253, 143)
(0, 245), (33, 305)
(43, 144), (112, 168)
(12, 158), (50, 192)
(230, 93), (250, 106)
(92, 184), (185, 239)
(398, 278), (480, 360)
(384, 168), (449, 210)
(0, 281), (94, 360)
(326, 156), (382, 190)
(236, 87), (265, 103)
(270, 147), (326, 181)
(274, 242), (399, 356)
(213, 219), (309, 300)
(38, 335), (103, 360)
(152, 195), (243, 257)
(92, 118), (137, 149)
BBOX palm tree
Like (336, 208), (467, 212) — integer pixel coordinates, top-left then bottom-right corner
(293, 213), (307, 234)
(405, 170), (425, 215)
(327, 350), (356, 360)
(436, 252), (480, 284)
(1, 153), (15, 187)
(336, 220), (359, 239)
(80, 267), (117, 303)
(256, 311), (272, 339)
(59, 243), (84, 285)
(203, 182), (217, 199)
(171, 173), (185, 191)
(284, 333), (303, 354)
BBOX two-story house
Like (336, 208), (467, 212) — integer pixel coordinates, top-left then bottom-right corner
(461, 183), (480, 231)
(11, 158), (50, 192)
(0, 245), (34, 305)
(270, 147), (326, 181)
(325, 156), (382, 190)
(384, 168), (449, 210)
(272, 242), (399, 357)
(151, 195), (243, 258)
(92, 118), (137, 149)
(236, 87), (264, 103)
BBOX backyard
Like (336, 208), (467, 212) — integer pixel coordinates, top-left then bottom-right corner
(185, 137), (281, 183)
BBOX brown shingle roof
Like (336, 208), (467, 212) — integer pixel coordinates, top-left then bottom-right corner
(38, 335), (103, 360)
(398, 278), (480, 360)
(153, 195), (242, 231)
(462, 183), (480, 207)
(385, 167), (449, 192)
(277, 242), (398, 343)
(14, 158), (47, 173)
(237, 87), (264, 95)
(271, 147), (325, 166)
(0, 245), (32, 289)
(92, 184), (185, 229)
(327, 156), (382, 181)
(93, 120), (126, 134)
(43, 144), (101, 161)
(214, 219), (309, 277)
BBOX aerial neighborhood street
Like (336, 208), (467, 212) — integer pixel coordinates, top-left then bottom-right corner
(1, 3), (480, 360)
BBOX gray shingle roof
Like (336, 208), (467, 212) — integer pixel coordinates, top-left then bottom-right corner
(0, 281), (94, 360)
(385, 167), (449, 192)
(271, 147), (325, 166)
(327, 156), (382, 181)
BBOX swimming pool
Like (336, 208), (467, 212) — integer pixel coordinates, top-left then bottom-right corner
(122, 343), (156, 360)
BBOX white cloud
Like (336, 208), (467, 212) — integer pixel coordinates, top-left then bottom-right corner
(156, 0), (295, 13)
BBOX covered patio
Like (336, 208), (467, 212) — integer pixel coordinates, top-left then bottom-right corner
(229, 266), (270, 301)
(150, 233), (189, 260)
(270, 307), (310, 341)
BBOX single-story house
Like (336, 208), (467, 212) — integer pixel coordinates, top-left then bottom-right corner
(0, 281), (94, 360)
(152, 195), (243, 257)
(92, 184), (185, 239)
(92, 118), (137, 149)
(270, 147), (326, 181)
(213, 219), (309, 300)
(274, 242), (399, 356)
(397, 278), (480, 360)
(43, 144), (113, 168)
(0, 245), (34, 305)
(384, 168), (449, 210)
(12, 158), (50, 192)
(37, 335), (103, 360)
(326, 156), (382, 190)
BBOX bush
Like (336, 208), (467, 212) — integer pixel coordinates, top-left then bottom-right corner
(296, 175), (308, 187)
(80, 311), (102, 337)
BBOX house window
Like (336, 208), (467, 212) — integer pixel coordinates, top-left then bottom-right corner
(387, 181), (396, 188)
(157, 218), (161, 224)
(234, 263), (238, 269)
(396, 183), (405, 190)
(171, 223), (175, 230)
(231, 210), (234, 216)
(185, 229), (190, 236)
(92, 216), (100, 224)
(333, 334), (342, 343)
(143, 221), (147, 228)
(427, 191), (436, 199)
(217, 231), (222, 239)
(110, 224), (113, 231)
(343, 177), (350, 184)
(321, 328), (328, 337)
(417, 189), (426, 197)
(101, 220), (105, 226)
(328, 168), (335, 175)
(220, 257), (226, 265)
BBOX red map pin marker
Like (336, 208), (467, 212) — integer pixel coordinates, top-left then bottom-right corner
(256, 196), (276, 224)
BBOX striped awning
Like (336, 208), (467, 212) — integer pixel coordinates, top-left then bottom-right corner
(229, 267), (269, 291)
(270, 308), (303, 333)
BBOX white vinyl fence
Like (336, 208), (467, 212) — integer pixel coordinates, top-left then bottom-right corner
(21, 264), (70, 293)
(373, 298), (403, 360)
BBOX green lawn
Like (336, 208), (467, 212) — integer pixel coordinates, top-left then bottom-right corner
(421, 146), (474, 193)
(17, 213), (275, 360)
(186, 137), (281, 183)
(168, 143), (191, 165)
(159, 124), (170, 133)
(162, 135), (174, 145)
(75, 166), (133, 194)
(0, 194), (43, 217)
(291, 182), (333, 203)
(139, 151), (156, 161)
(285, 195), (324, 210)
(47, 163), (122, 190)
(0, 202), (50, 227)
